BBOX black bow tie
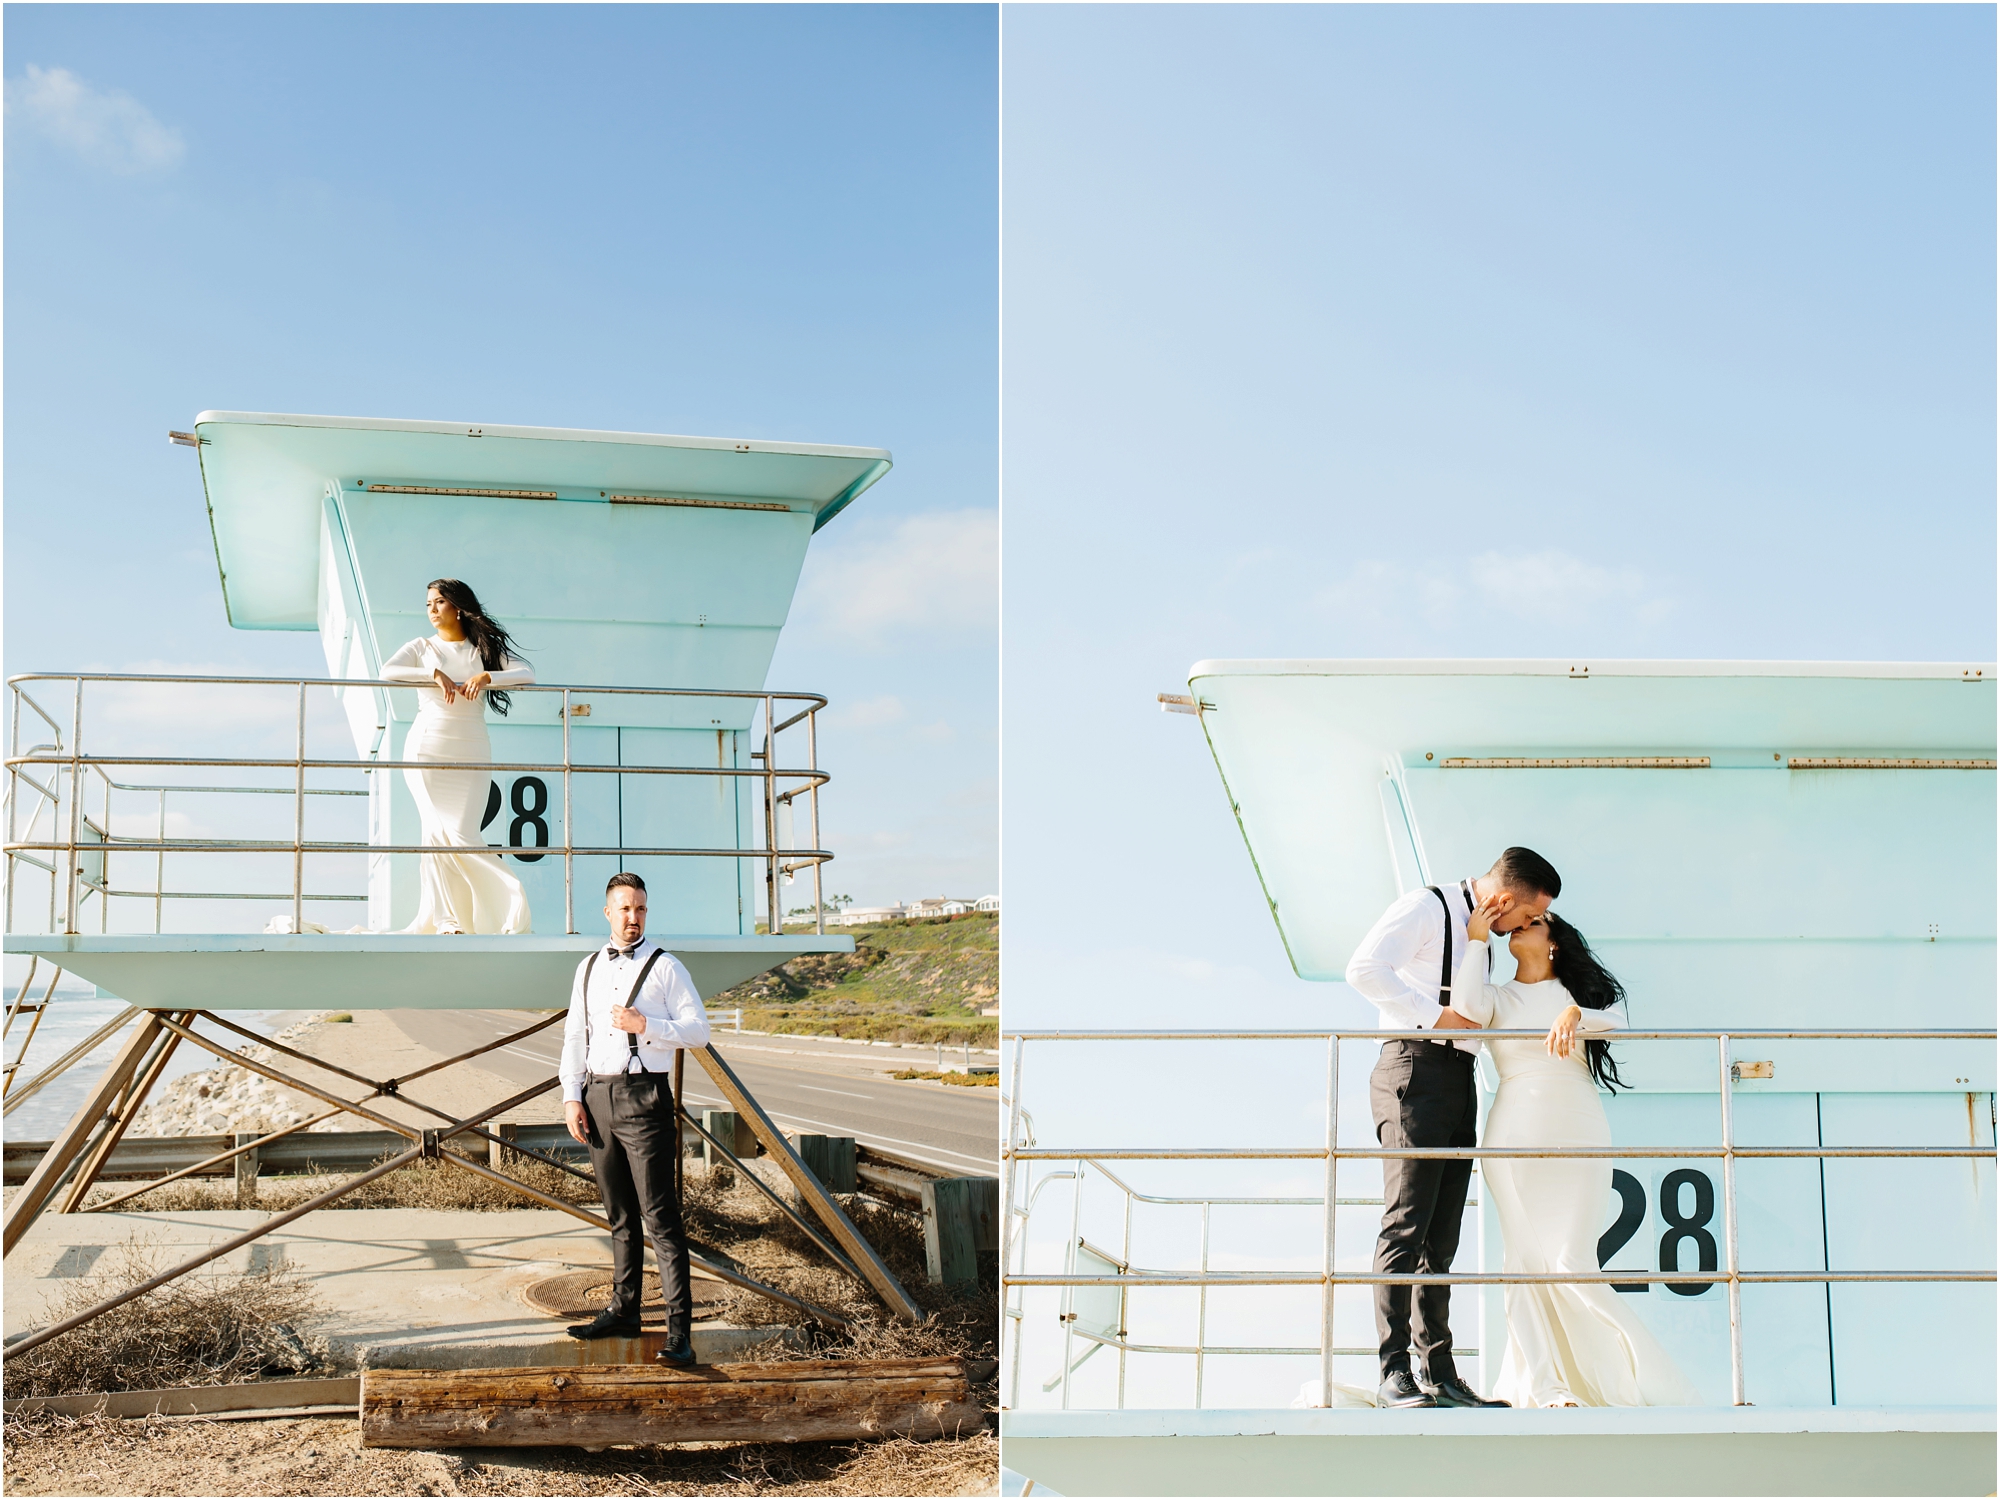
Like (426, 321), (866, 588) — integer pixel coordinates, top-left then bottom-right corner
(606, 943), (640, 960)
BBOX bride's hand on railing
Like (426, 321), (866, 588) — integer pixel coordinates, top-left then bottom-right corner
(461, 670), (492, 702)
(1545, 1003), (1582, 1059)
(431, 668), (460, 705)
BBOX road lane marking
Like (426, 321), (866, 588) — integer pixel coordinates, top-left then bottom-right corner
(518, 1079), (992, 1172)
(756, 1113), (995, 1172)
(415, 1020), (994, 1169)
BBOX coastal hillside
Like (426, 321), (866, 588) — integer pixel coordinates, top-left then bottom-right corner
(729, 912), (997, 1046)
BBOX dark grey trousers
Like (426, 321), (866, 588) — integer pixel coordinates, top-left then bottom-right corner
(582, 1071), (690, 1339)
(1369, 1038), (1477, 1381)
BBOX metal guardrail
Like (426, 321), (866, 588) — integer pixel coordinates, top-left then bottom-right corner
(5, 672), (833, 938)
(1000, 1027), (1997, 1412)
(1, 1123), (590, 1186)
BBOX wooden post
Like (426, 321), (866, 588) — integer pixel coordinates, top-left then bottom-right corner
(234, 1131), (264, 1208)
(360, 1357), (982, 1449)
(701, 1109), (753, 1170)
(921, 1176), (998, 1288)
(794, 1134), (857, 1194)
(4, 1012), (168, 1255)
(489, 1122), (519, 1171)
(692, 1044), (924, 1322)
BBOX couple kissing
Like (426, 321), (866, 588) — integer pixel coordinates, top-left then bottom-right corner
(1346, 847), (1698, 1410)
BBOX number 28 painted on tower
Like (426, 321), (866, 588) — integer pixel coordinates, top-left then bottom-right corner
(480, 777), (550, 863)
(1596, 1167), (1719, 1295)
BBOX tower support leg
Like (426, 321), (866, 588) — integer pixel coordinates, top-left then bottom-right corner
(4, 1011), (171, 1254)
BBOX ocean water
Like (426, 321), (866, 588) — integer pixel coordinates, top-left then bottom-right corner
(3, 989), (294, 1141)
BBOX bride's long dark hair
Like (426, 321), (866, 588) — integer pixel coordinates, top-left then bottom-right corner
(1546, 913), (1628, 1092)
(429, 578), (524, 717)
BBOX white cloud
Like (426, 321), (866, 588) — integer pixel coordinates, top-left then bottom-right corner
(1313, 558), (1462, 633)
(793, 509), (997, 647)
(1313, 548), (1674, 635)
(822, 694), (907, 731)
(1469, 549), (1674, 626)
(8, 64), (184, 173)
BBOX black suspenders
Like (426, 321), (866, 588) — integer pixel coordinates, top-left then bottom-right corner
(1424, 888), (1456, 1016)
(582, 945), (670, 1074)
(1426, 882), (1474, 1040)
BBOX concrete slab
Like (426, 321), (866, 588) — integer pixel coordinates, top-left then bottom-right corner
(4, 1207), (801, 1370)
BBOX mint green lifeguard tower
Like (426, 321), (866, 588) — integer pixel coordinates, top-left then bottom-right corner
(3, 413), (924, 1321)
(1003, 662), (1995, 1496)
(8, 411), (888, 1009)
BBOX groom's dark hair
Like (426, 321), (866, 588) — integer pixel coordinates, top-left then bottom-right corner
(606, 872), (647, 896)
(1489, 846), (1561, 900)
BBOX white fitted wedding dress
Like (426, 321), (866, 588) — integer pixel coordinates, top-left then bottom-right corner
(1454, 943), (1699, 1408)
(382, 636), (534, 935)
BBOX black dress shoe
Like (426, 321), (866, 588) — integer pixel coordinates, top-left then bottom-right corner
(566, 1309), (643, 1340)
(655, 1336), (698, 1369)
(1421, 1372), (1510, 1408)
(1376, 1370), (1437, 1408)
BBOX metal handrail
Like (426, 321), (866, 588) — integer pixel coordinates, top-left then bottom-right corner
(4, 673), (833, 939)
(1000, 1026), (1997, 1413)
(7, 671), (829, 702)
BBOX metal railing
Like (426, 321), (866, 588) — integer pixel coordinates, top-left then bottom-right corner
(1001, 1028), (1997, 1412)
(5, 672), (833, 938)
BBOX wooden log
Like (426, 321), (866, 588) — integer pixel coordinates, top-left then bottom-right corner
(359, 1356), (984, 1449)
(921, 1176), (998, 1287)
(6, 1376), (360, 1421)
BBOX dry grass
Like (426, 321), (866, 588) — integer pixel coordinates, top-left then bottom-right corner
(890, 1070), (998, 1087)
(0, 1412), (999, 1496)
(728, 917), (999, 1048)
(2, 1243), (335, 1399)
(82, 1149), (600, 1215)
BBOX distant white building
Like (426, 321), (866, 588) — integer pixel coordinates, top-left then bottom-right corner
(906, 896), (981, 919)
(822, 894), (995, 925)
(828, 904), (907, 927)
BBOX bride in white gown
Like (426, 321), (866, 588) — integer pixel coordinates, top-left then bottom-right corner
(380, 579), (535, 935)
(1455, 903), (1700, 1408)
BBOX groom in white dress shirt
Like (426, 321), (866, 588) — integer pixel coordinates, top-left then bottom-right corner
(559, 871), (712, 1366)
(1345, 846), (1561, 1409)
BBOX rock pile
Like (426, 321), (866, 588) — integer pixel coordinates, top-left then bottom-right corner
(129, 1017), (353, 1137)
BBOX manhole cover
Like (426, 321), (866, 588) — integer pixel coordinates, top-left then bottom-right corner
(523, 1268), (728, 1324)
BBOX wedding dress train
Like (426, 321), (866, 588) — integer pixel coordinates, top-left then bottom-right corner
(1456, 951), (1700, 1408)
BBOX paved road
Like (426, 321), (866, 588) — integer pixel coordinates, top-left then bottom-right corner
(392, 1012), (999, 1176)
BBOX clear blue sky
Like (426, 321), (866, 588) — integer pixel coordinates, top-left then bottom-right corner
(4, 3), (997, 921)
(1002, 2), (1995, 1034)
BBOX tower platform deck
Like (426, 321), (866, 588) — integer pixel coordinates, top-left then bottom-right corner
(4, 934), (851, 1010)
(1002, 1405), (1996, 1496)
